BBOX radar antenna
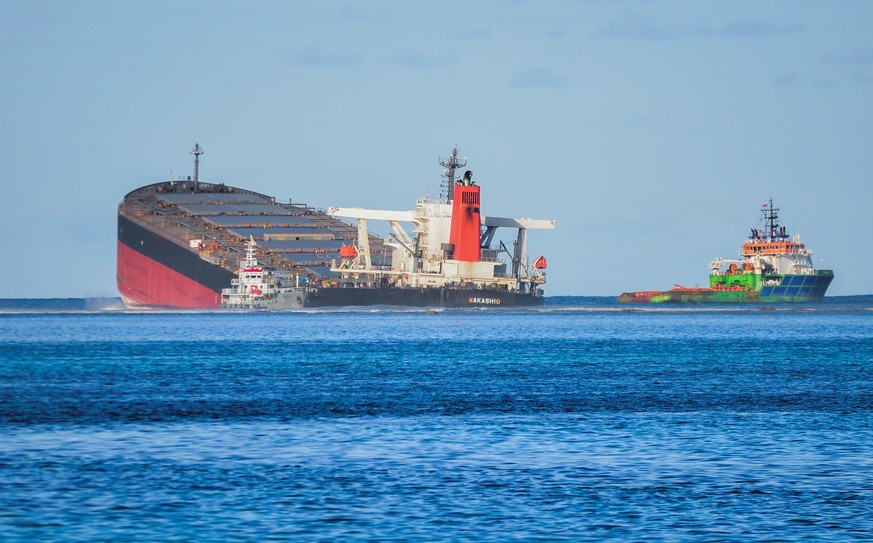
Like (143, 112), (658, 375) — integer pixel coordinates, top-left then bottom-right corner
(438, 144), (466, 203)
(191, 143), (204, 192)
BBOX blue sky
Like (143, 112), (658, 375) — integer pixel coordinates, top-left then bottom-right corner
(2, 1), (871, 297)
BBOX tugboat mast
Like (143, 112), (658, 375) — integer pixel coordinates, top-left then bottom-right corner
(191, 143), (204, 192)
(750, 199), (787, 241)
(438, 144), (466, 203)
(761, 199), (788, 240)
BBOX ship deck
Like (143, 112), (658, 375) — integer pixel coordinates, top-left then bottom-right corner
(119, 181), (389, 282)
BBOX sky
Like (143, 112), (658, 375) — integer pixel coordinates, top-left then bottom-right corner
(1, 0), (872, 298)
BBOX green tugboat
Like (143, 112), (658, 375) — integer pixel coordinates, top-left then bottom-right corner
(618, 200), (834, 303)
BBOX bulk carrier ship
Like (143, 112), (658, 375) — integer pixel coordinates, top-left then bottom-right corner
(618, 200), (834, 303)
(117, 145), (555, 309)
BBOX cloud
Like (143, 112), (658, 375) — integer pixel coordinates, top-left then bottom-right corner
(283, 46), (362, 68)
(774, 72), (802, 87)
(850, 70), (873, 85)
(455, 27), (491, 40)
(773, 73), (840, 89)
(382, 52), (444, 69)
(599, 15), (804, 41)
(509, 67), (567, 89)
(583, 115), (652, 128)
(715, 21), (804, 38)
(598, 15), (681, 41)
(823, 47), (873, 65)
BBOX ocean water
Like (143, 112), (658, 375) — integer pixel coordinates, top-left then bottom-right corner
(1, 297), (871, 542)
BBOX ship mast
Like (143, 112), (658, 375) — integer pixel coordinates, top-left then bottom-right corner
(762, 199), (788, 240)
(191, 143), (204, 192)
(438, 144), (466, 203)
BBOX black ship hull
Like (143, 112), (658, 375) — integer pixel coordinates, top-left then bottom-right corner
(302, 286), (544, 308)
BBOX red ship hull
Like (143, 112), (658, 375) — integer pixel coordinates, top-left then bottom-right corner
(116, 214), (235, 309)
(116, 242), (223, 308)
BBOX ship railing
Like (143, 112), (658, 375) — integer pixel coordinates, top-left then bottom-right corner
(123, 181), (277, 202)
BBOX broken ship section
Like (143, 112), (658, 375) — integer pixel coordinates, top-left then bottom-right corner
(319, 155), (555, 308)
(117, 180), (387, 309)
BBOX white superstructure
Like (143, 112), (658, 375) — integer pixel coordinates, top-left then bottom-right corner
(326, 151), (555, 294)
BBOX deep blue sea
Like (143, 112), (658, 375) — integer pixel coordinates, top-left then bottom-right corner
(1, 296), (871, 542)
